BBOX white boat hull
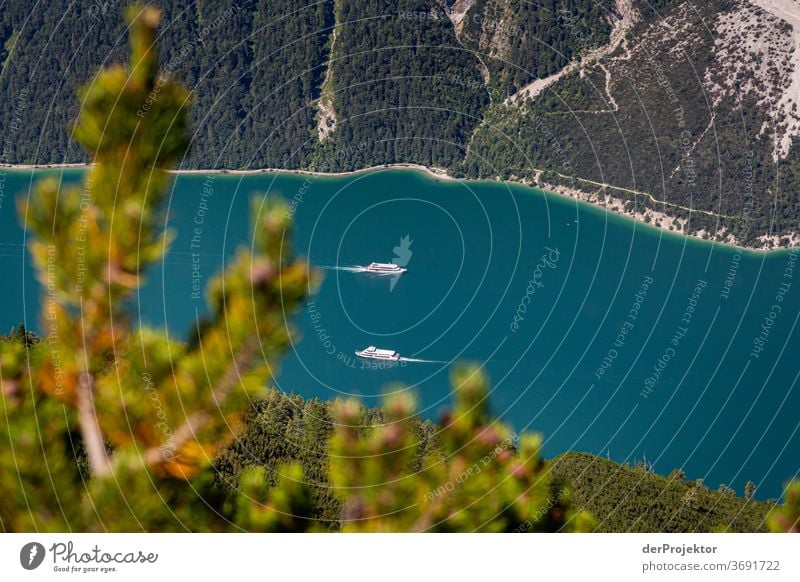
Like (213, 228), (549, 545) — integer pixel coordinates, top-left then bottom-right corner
(355, 350), (401, 361)
(364, 262), (406, 275)
(365, 267), (407, 275)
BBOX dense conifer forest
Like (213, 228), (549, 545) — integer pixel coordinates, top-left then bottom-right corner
(3, 0), (800, 244)
(214, 390), (776, 532)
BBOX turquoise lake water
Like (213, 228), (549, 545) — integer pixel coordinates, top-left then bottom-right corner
(1, 167), (798, 499)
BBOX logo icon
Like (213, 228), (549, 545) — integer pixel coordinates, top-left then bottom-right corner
(20, 542), (46, 570)
(390, 234), (413, 291)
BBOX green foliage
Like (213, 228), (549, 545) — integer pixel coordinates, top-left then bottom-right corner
(216, 386), (799, 534)
(0, 324), (39, 347)
(214, 391), (344, 528)
(768, 481), (800, 533)
(327, 366), (593, 532)
(549, 452), (773, 533)
(215, 369), (598, 532)
(218, 368), (593, 532)
(1, 5), (312, 532)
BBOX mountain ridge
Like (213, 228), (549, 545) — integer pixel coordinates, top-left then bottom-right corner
(1, 0), (799, 247)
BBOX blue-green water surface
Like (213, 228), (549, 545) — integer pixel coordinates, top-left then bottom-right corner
(1, 167), (798, 499)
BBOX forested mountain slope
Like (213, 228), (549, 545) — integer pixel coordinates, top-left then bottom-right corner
(550, 452), (772, 532)
(213, 390), (773, 532)
(465, 0), (800, 247)
(2, 0), (800, 246)
(310, 0), (489, 171)
(450, 0), (614, 100)
(0, 0), (334, 169)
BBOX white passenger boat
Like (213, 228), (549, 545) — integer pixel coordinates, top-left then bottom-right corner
(355, 346), (401, 361)
(364, 262), (406, 274)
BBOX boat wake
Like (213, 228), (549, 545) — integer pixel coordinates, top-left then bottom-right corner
(398, 357), (449, 364)
(317, 265), (368, 273)
(316, 264), (405, 276)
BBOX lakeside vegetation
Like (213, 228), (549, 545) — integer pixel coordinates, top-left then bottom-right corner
(4, 0), (800, 244)
(549, 452), (773, 533)
(215, 390), (796, 533)
(463, 0), (800, 247)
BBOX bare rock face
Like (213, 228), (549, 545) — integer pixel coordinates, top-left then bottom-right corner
(705, 0), (800, 160)
(440, 0), (477, 37)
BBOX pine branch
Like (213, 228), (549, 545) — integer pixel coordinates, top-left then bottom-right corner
(76, 372), (110, 477)
(143, 334), (261, 467)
